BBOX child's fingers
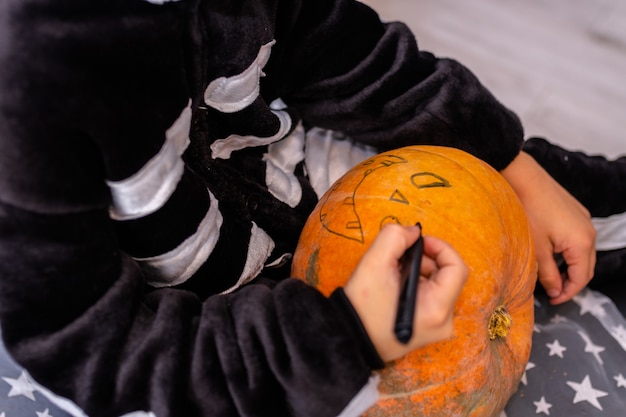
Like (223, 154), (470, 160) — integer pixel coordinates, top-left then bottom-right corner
(536, 246), (564, 299)
(418, 237), (468, 320)
(363, 223), (422, 272)
(423, 236), (468, 286)
(410, 236), (468, 347)
(549, 245), (596, 304)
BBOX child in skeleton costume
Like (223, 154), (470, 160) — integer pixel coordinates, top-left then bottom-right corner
(0, 0), (604, 416)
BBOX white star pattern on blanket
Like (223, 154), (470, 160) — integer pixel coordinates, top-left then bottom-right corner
(505, 288), (626, 416)
(520, 361), (536, 385)
(2, 371), (36, 401)
(546, 339), (567, 358)
(578, 331), (606, 364)
(615, 374), (626, 388)
(0, 336), (86, 417)
(533, 396), (552, 415)
(611, 324), (626, 346)
(566, 375), (609, 410)
(574, 291), (610, 317)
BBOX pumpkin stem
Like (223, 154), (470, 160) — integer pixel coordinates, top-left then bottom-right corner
(488, 305), (513, 340)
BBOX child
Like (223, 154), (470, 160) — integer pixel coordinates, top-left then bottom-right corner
(0, 0), (595, 415)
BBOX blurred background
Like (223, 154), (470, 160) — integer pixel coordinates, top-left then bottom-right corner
(361, 0), (626, 159)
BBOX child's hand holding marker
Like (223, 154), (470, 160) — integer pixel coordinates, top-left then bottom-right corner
(344, 223), (469, 363)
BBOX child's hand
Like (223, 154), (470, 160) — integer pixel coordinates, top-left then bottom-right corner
(501, 151), (596, 305)
(343, 224), (468, 363)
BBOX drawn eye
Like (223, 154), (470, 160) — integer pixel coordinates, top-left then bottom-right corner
(411, 172), (451, 189)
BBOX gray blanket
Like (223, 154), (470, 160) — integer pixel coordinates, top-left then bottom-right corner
(505, 288), (626, 416)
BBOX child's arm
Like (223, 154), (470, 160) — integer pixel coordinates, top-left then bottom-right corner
(501, 151), (596, 304)
(277, 0), (524, 171)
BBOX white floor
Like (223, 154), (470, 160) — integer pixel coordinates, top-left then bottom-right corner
(361, 0), (626, 159)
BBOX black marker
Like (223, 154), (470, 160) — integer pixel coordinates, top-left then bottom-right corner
(394, 223), (424, 344)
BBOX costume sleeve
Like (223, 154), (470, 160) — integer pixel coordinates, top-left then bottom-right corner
(0, 1), (382, 416)
(274, 0), (524, 171)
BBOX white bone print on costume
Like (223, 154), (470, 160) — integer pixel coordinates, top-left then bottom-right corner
(263, 122), (305, 208)
(135, 190), (223, 288)
(219, 222), (275, 294)
(210, 109), (292, 160)
(204, 41), (276, 113)
(107, 103), (191, 220)
(304, 127), (377, 198)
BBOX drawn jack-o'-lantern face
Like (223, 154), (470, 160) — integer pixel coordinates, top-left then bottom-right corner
(318, 152), (452, 245)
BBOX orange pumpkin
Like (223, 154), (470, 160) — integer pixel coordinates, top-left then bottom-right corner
(291, 145), (537, 417)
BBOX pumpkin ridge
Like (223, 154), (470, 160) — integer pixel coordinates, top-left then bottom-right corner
(504, 234), (538, 310)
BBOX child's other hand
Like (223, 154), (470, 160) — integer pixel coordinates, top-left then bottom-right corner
(343, 224), (468, 363)
(502, 151), (596, 305)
